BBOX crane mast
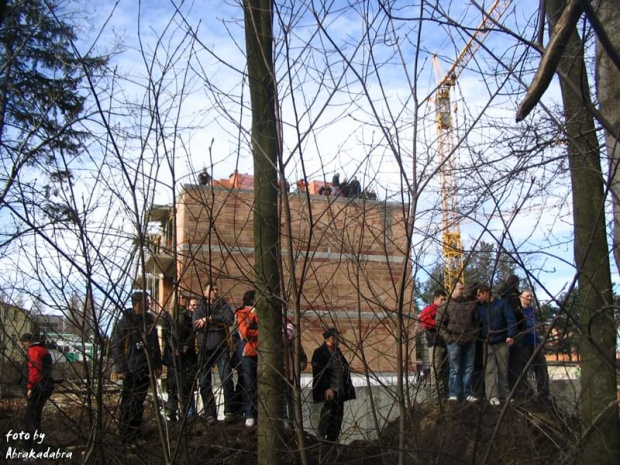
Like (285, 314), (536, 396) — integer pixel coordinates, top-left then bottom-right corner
(433, 0), (512, 293)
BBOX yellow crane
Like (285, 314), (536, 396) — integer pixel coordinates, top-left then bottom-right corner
(433, 0), (512, 293)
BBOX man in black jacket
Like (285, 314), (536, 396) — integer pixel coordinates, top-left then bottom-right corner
(162, 297), (198, 422)
(193, 281), (235, 423)
(112, 292), (162, 445)
(311, 327), (355, 442)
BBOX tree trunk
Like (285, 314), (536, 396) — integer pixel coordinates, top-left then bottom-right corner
(595, 0), (620, 275)
(546, 1), (620, 463)
(243, 1), (285, 464)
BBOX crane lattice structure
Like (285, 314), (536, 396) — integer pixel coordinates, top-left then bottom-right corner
(433, 0), (512, 293)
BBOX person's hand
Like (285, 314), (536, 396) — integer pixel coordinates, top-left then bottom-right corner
(194, 317), (208, 329)
(116, 372), (125, 380)
(325, 388), (335, 400)
(506, 337), (515, 347)
(27, 389), (32, 399)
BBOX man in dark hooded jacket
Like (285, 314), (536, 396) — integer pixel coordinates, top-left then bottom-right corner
(112, 292), (162, 445)
(312, 327), (355, 442)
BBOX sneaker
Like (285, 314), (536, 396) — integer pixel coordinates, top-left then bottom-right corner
(448, 396), (458, 402)
(489, 398), (500, 406)
(245, 418), (256, 427)
(465, 395), (478, 402)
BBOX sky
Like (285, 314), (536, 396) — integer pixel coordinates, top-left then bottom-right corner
(9, 0), (614, 309)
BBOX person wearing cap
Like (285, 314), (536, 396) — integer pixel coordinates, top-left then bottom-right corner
(111, 291), (162, 446)
(20, 333), (54, 448)
(311, 327), (355, 442)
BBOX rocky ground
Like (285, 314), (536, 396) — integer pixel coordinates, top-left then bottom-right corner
(0, 392), (576, 464)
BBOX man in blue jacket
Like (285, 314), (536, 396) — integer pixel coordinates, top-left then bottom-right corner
(476, 285), (516, 405)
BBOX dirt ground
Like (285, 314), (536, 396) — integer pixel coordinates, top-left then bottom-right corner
(0, 393), (576, 465)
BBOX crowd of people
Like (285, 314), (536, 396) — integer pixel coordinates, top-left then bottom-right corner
(106, 283), (331, 448)
(17, 274), (550, 451)
(421, 276), (550, 405)
(315, 173), (377, 200)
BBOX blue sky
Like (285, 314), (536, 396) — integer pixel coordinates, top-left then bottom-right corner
(28, 0), (617, 304)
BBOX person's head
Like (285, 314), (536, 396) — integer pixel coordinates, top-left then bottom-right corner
(188, 298), (199, 314)
(452, 282), (464, 298)
(20, 333), (34, 349)
(131, 291), (150, 315)
(204, 281), (219, 302)
(432, 289), (447, 306)
(323, 327), (340, 347)
(520, 289), (534, 307)
(242, 289), (256, 307)
(476, 284), (491, 302)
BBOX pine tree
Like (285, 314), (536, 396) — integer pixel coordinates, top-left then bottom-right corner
(0, 0), (107, 204)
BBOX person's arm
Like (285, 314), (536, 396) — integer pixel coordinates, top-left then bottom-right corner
(111, 319), (128, 378)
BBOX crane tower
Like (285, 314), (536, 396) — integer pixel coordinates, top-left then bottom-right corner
(433, 0), (512, 293)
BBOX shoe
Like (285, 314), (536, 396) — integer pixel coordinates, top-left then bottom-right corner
(448, 396), (458, 402)
(465, 395), (478, 402)
(224, 414), (238, 423)
(245, 418), (255, 427)
(201, 415), (216, 425)
(489, 398), (500, 406)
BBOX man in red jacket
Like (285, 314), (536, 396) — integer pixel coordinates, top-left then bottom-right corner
(420, 290), (448, 401)
(20, 333), (54, 448)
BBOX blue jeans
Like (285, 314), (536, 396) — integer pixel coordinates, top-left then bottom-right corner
(198, 346), (235, 418)
(447, 341), (476, 400)
(241, 356), (258, 419)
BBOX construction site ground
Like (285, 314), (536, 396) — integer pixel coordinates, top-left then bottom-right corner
(0, 391), (575, 465)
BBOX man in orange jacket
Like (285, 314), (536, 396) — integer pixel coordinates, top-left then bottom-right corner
(20, 333), (54, 448)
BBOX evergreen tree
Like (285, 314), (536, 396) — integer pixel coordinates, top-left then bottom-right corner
(0, 0), (107, 204)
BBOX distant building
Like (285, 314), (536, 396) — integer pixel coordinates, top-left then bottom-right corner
(143, 172), (416, 373)
(0, 303), (32, 397)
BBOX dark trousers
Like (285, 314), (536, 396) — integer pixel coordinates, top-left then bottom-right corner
(508, 338), (528, 398)
(318, 396), (344, 442)
(523, 344), (550, 398)
(198, 347), (234, 418)
(120, 371), (150, 443)
(165, 362), (197, 419)
(241, 356), (258, 419)
(25, 383), (53, 447)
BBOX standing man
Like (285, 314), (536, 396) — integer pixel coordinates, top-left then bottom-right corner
(331, 172), (340, 196)
(311, 327), (356, 442)
(193, 281), (235, 423)
(349, 176), (362, 198)
(520, 290), (550, 401)
(20, 333), (54, 449)
(111, 292), (162, 445)
(499, 275), (527, 398)
(436, 282), (479, 402)
(420, 290), (449, 401)
(162, 297), (198, 422)
(476, 284), (517, 405)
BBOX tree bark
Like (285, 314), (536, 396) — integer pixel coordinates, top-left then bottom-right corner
(243, 1), (285, 464)
(595, 0), (620, 276)
(546, 1), (620, 463)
